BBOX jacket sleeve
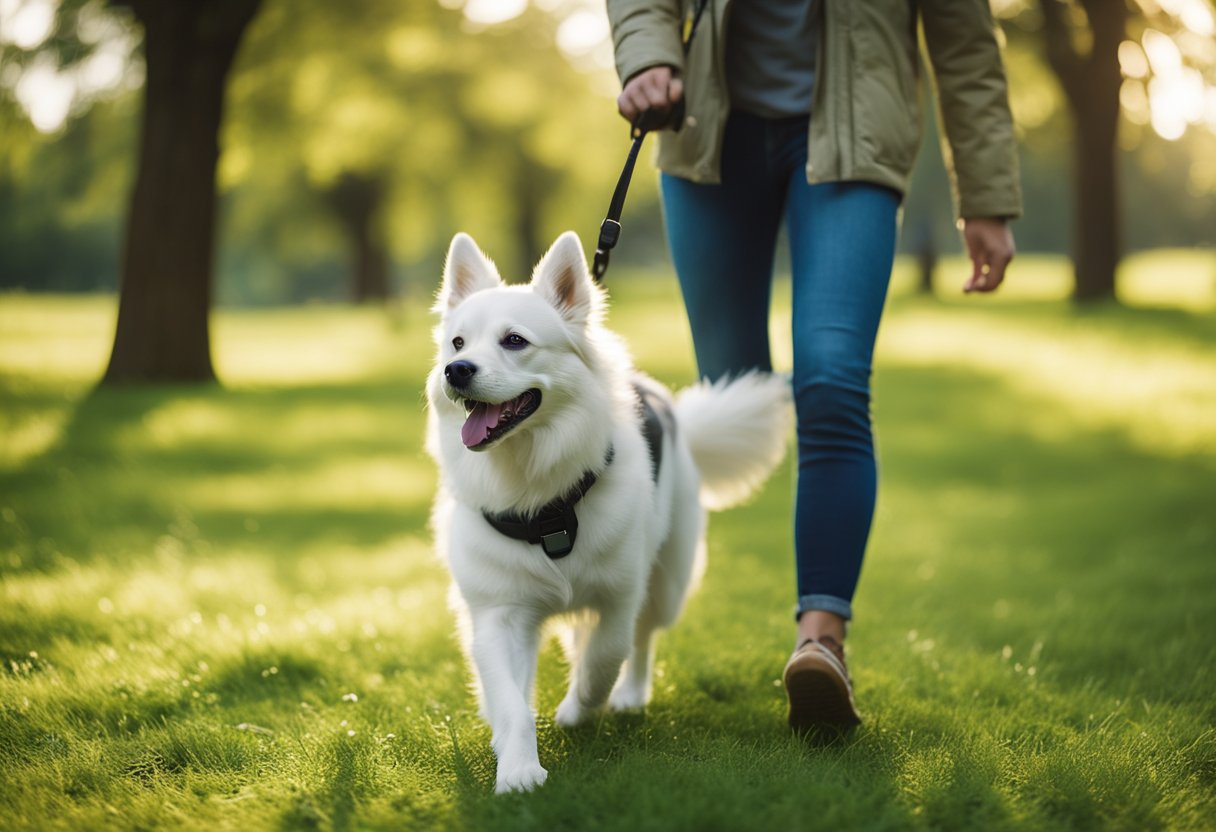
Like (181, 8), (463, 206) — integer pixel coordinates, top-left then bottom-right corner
(606, 0), (687, 85)
(920, 0), (1023, 220)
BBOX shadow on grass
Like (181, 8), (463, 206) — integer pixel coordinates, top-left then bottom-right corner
(326, 736), (359, 832)
(0, 378), (433, 576)
(278, 735), (364, 832)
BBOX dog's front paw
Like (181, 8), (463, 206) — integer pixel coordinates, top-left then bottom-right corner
(608, 681), (651, 712)
(495, 761), (548, 794)
(554, 692), (589, 727)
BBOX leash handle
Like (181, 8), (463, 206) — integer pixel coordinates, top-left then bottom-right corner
(592, 100), (683, 281)
(592, 0), (708, 283)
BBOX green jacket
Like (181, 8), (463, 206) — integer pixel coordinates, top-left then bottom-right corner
(607, 0), (1023, 220)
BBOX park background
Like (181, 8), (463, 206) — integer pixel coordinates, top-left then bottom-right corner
(1, 0), (1214, 829)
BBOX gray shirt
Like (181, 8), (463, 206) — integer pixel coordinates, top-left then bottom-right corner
(725, 0), (821, 118)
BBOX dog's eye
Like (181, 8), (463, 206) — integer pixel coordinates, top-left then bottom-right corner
(452, 337), (464, 351)
(501, 333), (529, 350)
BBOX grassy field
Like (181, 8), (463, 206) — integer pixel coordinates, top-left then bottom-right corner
(1, 253), (1214, 831)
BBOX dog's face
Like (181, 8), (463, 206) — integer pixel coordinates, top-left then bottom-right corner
(428, 231), (605, 453)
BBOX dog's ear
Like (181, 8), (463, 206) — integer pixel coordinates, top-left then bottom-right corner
(531, 231), (602, 327)
(436, 233), (502, 312)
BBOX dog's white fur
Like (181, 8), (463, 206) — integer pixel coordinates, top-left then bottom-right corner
(426, 231), (792, 793)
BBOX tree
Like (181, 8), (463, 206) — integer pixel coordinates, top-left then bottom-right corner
(1037, 0), (1127, 302)
(1001, 0), (1216, 303)
(325, 172), (391, 302)
(222, 0), (465, 304)
(102, 0), (263, 383)
(223, 0), (632, 297)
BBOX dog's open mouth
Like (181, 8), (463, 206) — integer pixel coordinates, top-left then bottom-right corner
(460, 389), (541, 449)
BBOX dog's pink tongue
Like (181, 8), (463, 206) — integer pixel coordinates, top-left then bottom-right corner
(461, 401), (503, 447)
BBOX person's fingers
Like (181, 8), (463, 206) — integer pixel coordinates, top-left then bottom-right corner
(962, 220), (1015, 293)
(641, 68), (671, 102)
(618, 87), (650, 120)
(984, 253), (1010, 291)
(668, 76), (684, 104)
(616, 94), (633, 120)
(619, 83), (657, 120)
(980, 235), (1015, 292)
(617, 66), (678, 123)
(964, 250), (986, 293)
(968, 251), (1013, 293)
(965, 271), (982, 292)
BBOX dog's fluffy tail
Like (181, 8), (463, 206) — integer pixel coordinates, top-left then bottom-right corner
(674, 372), (793, 511)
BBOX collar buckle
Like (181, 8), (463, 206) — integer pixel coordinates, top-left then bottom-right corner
(540, 528), (574, 558)
(537, 504), (578, 558)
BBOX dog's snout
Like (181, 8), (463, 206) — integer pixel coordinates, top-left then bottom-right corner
(444, 360), (478, 389)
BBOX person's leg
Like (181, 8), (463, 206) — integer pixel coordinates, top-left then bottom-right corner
(784, 180), (900, 643)
(659, 112), (789, 381)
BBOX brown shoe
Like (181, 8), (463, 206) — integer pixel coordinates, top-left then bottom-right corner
(783, 636), (861, 732)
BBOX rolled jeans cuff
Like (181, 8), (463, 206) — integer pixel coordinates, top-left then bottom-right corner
(795, 594), (853, 622)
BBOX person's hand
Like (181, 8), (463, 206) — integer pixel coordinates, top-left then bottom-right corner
(617, 65), (683, 126)
(962, 217), (1015, 293)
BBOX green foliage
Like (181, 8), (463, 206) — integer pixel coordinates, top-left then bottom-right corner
(2, 258), (1214, 829)
(0, 95), (137, 292)
(4, 1), (1214, 302)
(218, 0), (639, 301)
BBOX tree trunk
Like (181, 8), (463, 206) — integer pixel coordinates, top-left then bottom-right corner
(1039, 0), (1126, 303)
(515, 156), (553, 277)
(325, 173), (391, 303)
(103, 0), (262, 384)
(1071, 102), (1121, 301)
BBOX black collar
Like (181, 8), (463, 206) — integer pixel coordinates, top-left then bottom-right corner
(482, 446), (614, 559)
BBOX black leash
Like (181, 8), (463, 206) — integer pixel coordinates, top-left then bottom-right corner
(592, 0), (709, 283)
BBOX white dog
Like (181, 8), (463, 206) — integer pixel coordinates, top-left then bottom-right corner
(426, 231), (792, 793)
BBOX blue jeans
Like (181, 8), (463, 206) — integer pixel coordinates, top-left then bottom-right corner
(660, 111), (899, 622)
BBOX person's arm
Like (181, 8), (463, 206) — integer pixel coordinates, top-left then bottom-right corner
(607, 0), (686, 124)
(920, 0), (1021, 292)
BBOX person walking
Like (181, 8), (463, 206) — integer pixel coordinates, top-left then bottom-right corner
(606, 0), (1022, 730)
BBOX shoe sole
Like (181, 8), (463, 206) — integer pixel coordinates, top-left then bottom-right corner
(784, 650), (861, 733)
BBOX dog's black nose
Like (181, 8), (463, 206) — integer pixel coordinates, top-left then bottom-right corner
(444, 360), (477, 389)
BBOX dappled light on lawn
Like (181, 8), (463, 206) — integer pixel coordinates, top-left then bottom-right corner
(1116, 249), (1216, 310)
(1, 275), (1213, 828)
(171, 457), (438, 514)
(885, 249), (1216, 311)
(136, 396), (412, 456)
(214, 308), (415, 386)
(0, 411), (68, 469)
(0, 295), (116, 382)
(879, 305), (1216, 456)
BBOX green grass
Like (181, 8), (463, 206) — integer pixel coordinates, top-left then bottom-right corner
(1, 253), (1215, 831)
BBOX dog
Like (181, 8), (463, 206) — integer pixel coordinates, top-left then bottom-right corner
(425, 231), (792, 793)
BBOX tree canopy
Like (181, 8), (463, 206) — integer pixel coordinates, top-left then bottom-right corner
(2, 0), (1214, 311)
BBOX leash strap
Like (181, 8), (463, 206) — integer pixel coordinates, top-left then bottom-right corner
(591, 129), (645, 282)
(592, 0), (709, 283)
